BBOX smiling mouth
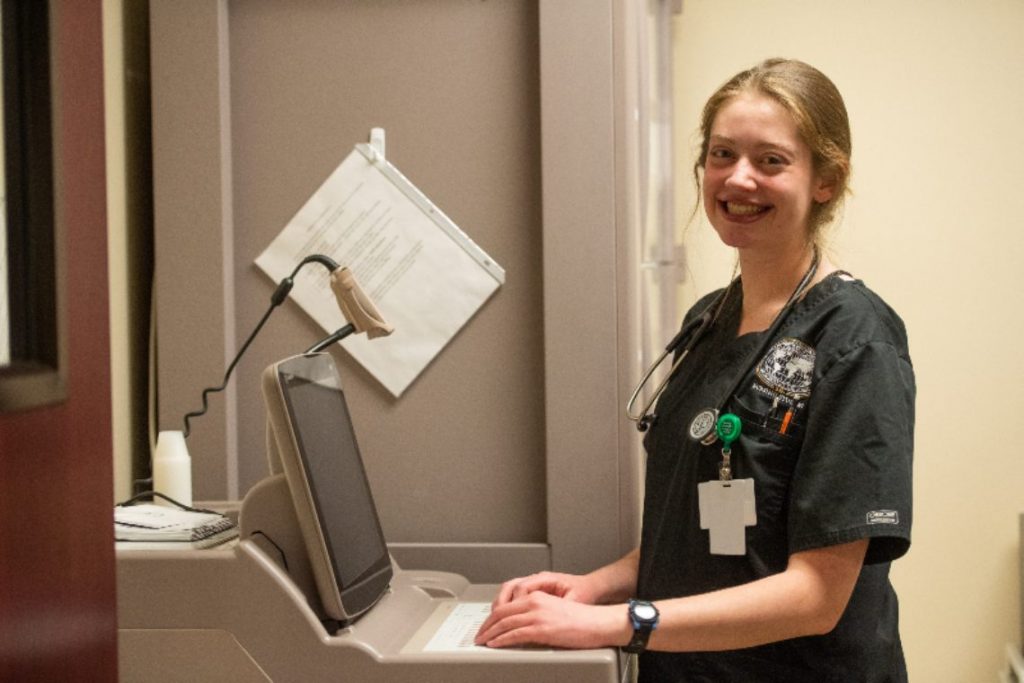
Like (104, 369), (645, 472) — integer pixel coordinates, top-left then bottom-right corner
(723, 201), (770, 216)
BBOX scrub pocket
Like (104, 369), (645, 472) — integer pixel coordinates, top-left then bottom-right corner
(729, 389), (805, 523)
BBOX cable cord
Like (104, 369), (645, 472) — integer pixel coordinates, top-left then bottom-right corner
(180, 254), (340, 438)
(116, 490), (220, 515)
(249, 530), (290, 571)
(181, 299), (276, 437)
(305, 323), (355, 354)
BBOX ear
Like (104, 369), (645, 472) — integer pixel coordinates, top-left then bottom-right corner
(812, 173), (836, 204)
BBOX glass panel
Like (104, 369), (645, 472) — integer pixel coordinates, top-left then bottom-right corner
(0, 2), (7, 367)
(0, 0), (64, 412)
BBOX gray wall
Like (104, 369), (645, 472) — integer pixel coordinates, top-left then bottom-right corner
(152, 0), (641, 580)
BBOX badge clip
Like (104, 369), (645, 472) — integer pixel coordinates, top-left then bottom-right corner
(715, 413), (741, 481)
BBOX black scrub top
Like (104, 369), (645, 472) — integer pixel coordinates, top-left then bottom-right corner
(637, 273), (915, 683)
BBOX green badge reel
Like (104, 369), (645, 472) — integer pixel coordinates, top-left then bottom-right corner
(715, 413), (741, 480)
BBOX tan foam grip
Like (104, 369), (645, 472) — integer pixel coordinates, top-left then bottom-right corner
(329, 267), (394, 339)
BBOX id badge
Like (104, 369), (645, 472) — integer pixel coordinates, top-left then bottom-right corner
(698, 479), (756, 555)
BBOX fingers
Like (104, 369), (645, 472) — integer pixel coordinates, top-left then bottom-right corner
(493, 578), (524, 607)
(493, 572), (551, 607)
(476, 598), (520, 644)
(481, 572), (597, 648)
(475, 594), (623, 650)
(471, 606), (520, 651)
(474, 599), (533, 647)
(493, 571), (582, 608)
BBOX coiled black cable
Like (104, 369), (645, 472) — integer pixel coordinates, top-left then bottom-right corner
(181, 254), (340, 438)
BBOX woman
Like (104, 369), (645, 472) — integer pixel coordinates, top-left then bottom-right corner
(474, 59), (915, 681)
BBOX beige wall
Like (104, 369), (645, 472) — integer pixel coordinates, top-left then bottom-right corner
(104, 0), (151, 504)
(104, 0), (130, 502)
(673, 0), (1024, 679)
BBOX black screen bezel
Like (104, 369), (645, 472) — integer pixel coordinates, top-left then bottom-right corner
(273, 353), (392, 621)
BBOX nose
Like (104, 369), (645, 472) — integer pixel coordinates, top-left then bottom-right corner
(725, 157), (757, 191)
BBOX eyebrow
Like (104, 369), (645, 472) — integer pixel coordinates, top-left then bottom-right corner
(709, 135), (800, 158)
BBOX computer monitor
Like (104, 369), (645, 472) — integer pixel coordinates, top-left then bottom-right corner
(261, 352), (393, 624)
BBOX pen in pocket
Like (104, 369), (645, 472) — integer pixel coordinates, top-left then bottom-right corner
(779, 409), (793, 435)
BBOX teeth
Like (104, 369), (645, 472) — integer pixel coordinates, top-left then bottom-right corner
(726, 202), (767, 216)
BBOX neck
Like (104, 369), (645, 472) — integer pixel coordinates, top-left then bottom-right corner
(736, 244), (830, 335)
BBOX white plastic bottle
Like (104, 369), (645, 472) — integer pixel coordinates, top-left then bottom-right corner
(152, 430), (193, 506)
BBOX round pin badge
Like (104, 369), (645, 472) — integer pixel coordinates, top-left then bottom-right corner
(688, 408), (719, 444)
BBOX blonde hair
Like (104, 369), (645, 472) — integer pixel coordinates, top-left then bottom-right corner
(694, 59), (852, 244)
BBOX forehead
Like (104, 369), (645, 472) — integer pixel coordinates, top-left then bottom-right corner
(710, 92), (806, 153)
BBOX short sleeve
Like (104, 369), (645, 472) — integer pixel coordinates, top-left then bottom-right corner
(787, 340), (916, 564)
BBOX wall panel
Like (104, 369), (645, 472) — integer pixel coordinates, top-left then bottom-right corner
(152, 0), (637, 580)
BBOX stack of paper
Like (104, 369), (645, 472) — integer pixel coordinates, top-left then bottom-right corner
(114, 503), (238, 550)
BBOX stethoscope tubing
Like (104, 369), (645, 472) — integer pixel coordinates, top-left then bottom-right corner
(627, 249), (821, 433)
(625, 307), (716, 428)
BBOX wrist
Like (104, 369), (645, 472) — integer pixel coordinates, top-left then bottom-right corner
(610, 604), (634, 648)
(622, 599), (660, 654)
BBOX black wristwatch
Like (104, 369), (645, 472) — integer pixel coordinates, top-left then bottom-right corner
(623, 599), (659, 654)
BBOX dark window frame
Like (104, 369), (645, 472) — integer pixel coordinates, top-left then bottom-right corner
(0, 0), (65, 413)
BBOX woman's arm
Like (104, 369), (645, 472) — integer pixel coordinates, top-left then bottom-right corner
(647, 538), (868, 651)
(475, 539), (868, 651)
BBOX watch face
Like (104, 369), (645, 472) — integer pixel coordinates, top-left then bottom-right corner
(634, 604), (657, 621)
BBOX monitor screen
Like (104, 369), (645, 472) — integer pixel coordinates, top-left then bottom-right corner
(262, 353), (392, 623)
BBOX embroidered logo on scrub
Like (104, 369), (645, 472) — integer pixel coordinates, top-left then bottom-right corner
(867, 510), (899, 525)
(755, 337), (816, 399)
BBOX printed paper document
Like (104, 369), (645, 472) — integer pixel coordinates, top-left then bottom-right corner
(255, 143), (504, 396)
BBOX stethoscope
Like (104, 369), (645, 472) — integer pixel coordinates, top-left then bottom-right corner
(625, 249), (821, 438)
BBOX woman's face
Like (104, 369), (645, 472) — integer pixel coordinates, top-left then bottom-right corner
(701, 92), (832, 258)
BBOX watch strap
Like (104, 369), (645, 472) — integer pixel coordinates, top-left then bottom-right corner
(623, 599), (658, 654)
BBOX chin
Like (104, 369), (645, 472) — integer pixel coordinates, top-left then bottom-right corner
(710, 224), (756, 250)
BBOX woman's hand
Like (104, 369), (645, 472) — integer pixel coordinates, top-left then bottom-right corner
(477, 551), (641, 649)
(474, 591), (629, 650)
(492, 571), (600, 608)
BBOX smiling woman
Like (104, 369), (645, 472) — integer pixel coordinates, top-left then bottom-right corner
(0, 0), (64, 413)
(693, 57), (852, 250)
(701, 92), (833, 258)
(476, 58), (914, 683)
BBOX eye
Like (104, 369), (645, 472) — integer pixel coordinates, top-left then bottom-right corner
(760, 153), (790, 173)
(708, 147), (734, 162)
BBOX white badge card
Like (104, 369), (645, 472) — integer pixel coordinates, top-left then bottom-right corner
(698, 479), (757, 555)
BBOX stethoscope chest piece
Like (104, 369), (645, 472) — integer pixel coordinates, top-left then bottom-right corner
(688, 408), (720, 445)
